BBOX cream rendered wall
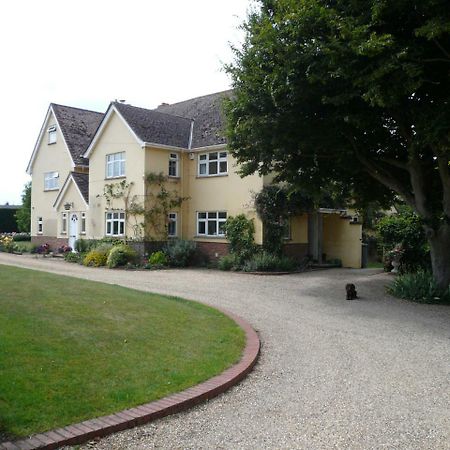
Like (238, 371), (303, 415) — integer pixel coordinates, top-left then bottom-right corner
(289, 214), (308, 243)
(143, 146), (184, 239)
(182, 150), (264, 245)
(322, 214), (362, 268)
(30, 111), (74, 237)
(55, 181), (87, 237)
(87, 111), (145, 239)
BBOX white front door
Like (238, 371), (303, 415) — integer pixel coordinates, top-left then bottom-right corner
(69, 213), (79, 250)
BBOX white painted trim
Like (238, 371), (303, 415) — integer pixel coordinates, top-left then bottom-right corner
(83, 104), (144, 158)
(318, 208), (348, 214)
(53, 173), (88, 210)
(26, 105), (75, 174)
(142, 141), (187, 151)
(188, 143), (227, 153)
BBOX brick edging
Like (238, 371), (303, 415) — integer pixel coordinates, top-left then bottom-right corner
(2, 309), (260, 450)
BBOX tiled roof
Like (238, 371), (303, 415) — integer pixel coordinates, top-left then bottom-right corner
(52, 104), (104, 166)
(71, 172), (89, 203)
(156, 90), (232, 148)
(113, 102), (192, 149)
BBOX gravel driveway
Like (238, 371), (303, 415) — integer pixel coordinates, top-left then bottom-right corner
(1, 253), (449, 449)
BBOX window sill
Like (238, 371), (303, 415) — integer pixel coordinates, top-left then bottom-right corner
(196, 174), (228, 179)
(105, 176), (126, 181)
(168, 176), (180, 181)
(44, 188), (59, 192)
(194, 235), (226, 239)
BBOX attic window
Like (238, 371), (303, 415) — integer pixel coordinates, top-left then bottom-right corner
(48, 125), (57, 144)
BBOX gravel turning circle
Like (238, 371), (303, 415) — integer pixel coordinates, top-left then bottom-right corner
(1, 253), (449, 449)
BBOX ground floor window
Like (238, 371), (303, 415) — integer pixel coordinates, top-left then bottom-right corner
(81, 212), (86, 234)
(37, 217), (43, 234)
(168, 212), (177, 237)
(61, 212), (67, 234)
(106, 211), (125, 236)
(197, 211), (227, 236)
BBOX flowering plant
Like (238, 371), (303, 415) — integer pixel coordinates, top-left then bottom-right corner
(37, 243), (50, 254)
(58, 244), (72, 253)
(0, 235), (14, 253)
(388, 243), (405, 260)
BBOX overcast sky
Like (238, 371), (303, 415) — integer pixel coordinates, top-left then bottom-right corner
(0, 0), (253, 204)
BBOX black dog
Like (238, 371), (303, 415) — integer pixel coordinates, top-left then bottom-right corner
(345, 283), (358, 300)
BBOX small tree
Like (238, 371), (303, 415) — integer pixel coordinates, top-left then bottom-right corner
(15, 182), (31, 232)
(223, 214), (256, 262)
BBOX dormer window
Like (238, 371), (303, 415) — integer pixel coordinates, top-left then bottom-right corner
(48, 125), (57, 144)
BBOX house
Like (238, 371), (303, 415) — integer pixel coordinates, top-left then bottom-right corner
(27, 91), (362, 267)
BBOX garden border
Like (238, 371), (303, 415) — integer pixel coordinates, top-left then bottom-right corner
(1, 309), (260, 450)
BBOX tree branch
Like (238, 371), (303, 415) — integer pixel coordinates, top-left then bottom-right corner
(379, 157), (409, 170)
(407, 150), (433, 219)
(434, 39), (450, 60)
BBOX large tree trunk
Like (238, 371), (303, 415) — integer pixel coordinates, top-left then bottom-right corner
(426, 223), (450, 291)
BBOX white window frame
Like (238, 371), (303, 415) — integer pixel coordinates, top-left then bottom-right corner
(61, 212), (68, 234)
(48, 125), (57, 144)
(44, 171), (59, 190)
(168, 212), (177, 237)
(105, 211), (125, 236)
(198, 151), (228, 177)
(106, 152), (125, 178)
(37, 217), (43, 234)
(81, 212), (86, 235)
(197, 211), (227, 237)
(168, 153), (179, 178)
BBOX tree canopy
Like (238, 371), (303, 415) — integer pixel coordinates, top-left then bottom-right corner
(225, 0), (450, 287)
(15, 182), (31, 233)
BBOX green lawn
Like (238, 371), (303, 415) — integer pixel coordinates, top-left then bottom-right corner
(0, 265), (245, 438)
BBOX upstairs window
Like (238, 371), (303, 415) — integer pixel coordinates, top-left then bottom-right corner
(197, 211), (227, 236)
(48, 125), (57, 144)
(44, 171), (59, 190)
(168, 212), (177, 237)
(168, 153), (179, 177)
(198, 151), (228, 176)
(106, 152), (125, 178)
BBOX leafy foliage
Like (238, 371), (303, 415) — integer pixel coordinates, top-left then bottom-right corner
(218, 253), (242, 271)
(223, 214), (256, 262)
(107, 244), (138, 268)
(83, 244), (113, 267)
(148, 250), (168, 267)
(388, 271), (450, 304)
(377, 207), (430, 272)
(225, 0), (450, 287)
(164, 239), (197, 267)
(15, 182), (33, 232)
(242, 251), (296, 272)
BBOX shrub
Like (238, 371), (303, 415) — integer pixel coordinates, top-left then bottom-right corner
(223, 215), (255, 262)
(164, 239), (197, 267)
(58, 245), (72, 254)
(388, 271), (450, 304)
(218, 254), (241, 271)
(83, 244), (113, 267)
(107, 244), (138, 268)
(376, 207), (430, 272)
(37, 243), (50, 255)
(243, 251), (296, 272)
(148, 251), (168, 267)
(12, 233), (31, 242)
(0, 235), (14, 253)
(64, 252), (83, 263)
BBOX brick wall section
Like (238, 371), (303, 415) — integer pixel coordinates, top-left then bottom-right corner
(283, 243), (309, 261)
(196, 241), (229, 262)
(32, 236), (69, 251)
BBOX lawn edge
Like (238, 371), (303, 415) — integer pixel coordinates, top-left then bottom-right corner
(1, 308), (260, 450)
